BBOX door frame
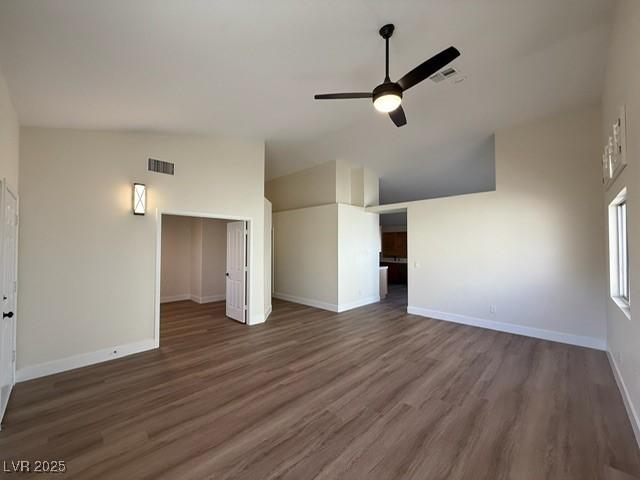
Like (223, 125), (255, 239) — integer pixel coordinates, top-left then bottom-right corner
(154, 209), (252, 348)
(0, 178), (18, 426)
(375, 207), (409, 309)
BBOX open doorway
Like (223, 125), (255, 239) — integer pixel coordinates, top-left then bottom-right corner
(157, 214), (249, 346)
(379, 210), (408, 309)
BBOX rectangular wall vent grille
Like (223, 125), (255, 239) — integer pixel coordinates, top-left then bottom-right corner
(429, 67), (457, 83)
(148, 158), (174, 175)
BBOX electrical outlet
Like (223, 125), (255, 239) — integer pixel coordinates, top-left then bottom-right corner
(489, 305), (496, 314)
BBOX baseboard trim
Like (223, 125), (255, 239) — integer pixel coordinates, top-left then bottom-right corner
(190, 294), (225, 304)
(161, 294), (225, 304)
(16, 339), (156, 383)
(273, 292), (339, 312)
(273, 293), (381, 314)
(264, 305), (272, 321)
(160, 294), (190, 303)
(337, 296), (380, 313)
(407, 306), (606, 351)
(607, 351), (640, 449)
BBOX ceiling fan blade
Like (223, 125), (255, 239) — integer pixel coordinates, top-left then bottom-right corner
(397, 46), (460, 91)
(314, 92), (372, 100)
(389, 105), (407, 127)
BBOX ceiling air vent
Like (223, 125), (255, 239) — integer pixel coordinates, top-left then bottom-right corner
(148, 158), (174, 175)
(429, 67), (458, 83)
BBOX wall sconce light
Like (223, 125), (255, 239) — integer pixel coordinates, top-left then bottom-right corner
(133, 183), (146, 215)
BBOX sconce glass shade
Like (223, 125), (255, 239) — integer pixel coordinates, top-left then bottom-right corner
(133, 183), (146, 215)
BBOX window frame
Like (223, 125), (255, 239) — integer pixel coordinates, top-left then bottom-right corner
(609, 188), (630, 317)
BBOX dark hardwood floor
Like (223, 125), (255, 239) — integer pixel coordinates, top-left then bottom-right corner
(1, 296), (639, 479)
(384, 283), (407, 309)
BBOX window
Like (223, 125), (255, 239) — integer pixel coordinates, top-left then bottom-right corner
(616, 201), (629, 302)
(609, 188), (630, 315)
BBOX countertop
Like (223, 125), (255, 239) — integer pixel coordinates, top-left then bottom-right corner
(380, 257), (407, 264)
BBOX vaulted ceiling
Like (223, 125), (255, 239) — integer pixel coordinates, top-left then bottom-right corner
(0, 0), (614, 203)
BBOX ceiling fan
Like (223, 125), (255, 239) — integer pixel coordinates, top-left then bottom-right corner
(314, 24), (460, 127)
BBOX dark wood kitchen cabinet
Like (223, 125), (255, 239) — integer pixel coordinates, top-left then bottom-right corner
(381, 262), (407, 284)
(381, 232), (407, 258)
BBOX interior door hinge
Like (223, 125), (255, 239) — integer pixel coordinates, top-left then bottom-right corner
(12, 350), (16, 363)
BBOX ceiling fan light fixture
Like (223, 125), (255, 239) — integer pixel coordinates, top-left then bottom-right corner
(373, 92), (402, 113)
(313, 22), (461, 127)
(372, 82), (403, 113)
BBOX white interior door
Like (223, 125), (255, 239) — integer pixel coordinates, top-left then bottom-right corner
(226, 221), (247, 323)
(0, 180), (17, 426)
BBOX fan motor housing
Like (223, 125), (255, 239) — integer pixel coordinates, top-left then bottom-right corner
(372, 82), (403, 103)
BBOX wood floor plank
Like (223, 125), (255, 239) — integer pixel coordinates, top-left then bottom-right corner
(1, 287), (639, 479)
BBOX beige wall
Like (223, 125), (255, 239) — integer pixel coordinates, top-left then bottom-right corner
(273, 204), (339, 308)
(602, 0), (640, 444)
(18, 128), (266, 372)
(190, 217), (203, 299)
(266, 161), (337, 212)
(346, 166), (379, 208)
(335, 160), (352, 205)
(349, 166), (364, 207)
(407, 106), (606, 347)
(363, 168), (380, 207)
(201, 218), (227, 302)
(0, 66), (19, 192)
(160, 215), (192, 301)
(265, 160), (380, 212)
(161, 215), (228, 303)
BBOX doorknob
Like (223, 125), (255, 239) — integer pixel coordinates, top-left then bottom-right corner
(3, 312), (13, 319)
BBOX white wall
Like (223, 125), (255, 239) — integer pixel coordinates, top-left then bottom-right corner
(338, 204), (380, 309)
(18, 128), (266, 375)
(273, 203), (380, 312)
(160, 215), (192, 301)
(264, 198), (272, 317)
(407, 106), (606, 349)
(0, 66), (19, 192)
(602, 0), (640, 445)
(273, 204), (338, 309)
